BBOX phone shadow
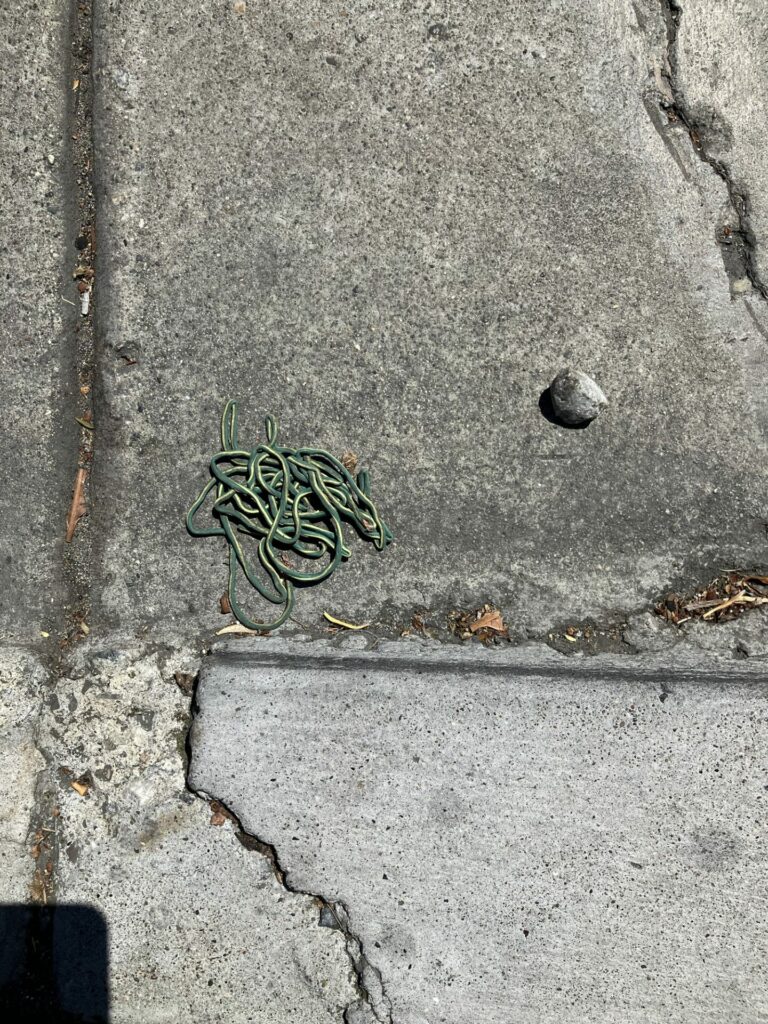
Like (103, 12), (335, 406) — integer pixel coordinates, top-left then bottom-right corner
(0, 904), (109, 1023)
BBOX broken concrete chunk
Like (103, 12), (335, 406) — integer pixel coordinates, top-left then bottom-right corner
(549, 367), (608, 425)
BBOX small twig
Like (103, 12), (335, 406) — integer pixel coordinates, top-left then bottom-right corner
(65, 467), (88, 543)
(683, 598), (724, 611)
(702, 591), (768, 619)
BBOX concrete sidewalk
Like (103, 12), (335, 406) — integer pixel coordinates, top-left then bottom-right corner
(190, 638), (768, 1024)
(89, 0), (768, 640)
(1, 1), (767, 1022)
(0, 1), (76, 641)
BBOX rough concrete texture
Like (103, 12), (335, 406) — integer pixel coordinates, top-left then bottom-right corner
(37, 642), (357, 1023)
(191, 638), (768, 1024)
(673, 0), (768, 287)
(2, 2), (768, 1022)
(91, 0), (768, 639)
(0, 651), (46, 902)
(0, 1), (76, 638)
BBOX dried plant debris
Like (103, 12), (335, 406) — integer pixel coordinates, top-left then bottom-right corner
(173, 671), (196, 696)
(209, 800), (234, 827)
(408, 611), (431, 636)
(449, 604), (509, 644)
(65, 467), (88, 542)
(656, 572), (768, 626)
(215, 623), (269, 636)
(323, 612), (370, 630)
(69, 772), (92, 798)
(547, 620), (632, 656)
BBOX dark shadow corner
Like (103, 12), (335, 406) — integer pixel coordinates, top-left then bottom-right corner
(0, 904), (109, 1023)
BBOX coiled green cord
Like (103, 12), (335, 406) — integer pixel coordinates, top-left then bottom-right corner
(186, 401), (393, 630)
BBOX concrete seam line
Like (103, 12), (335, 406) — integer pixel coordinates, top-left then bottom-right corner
(63, 0), (97, 641)
(211, 643), (768, 687)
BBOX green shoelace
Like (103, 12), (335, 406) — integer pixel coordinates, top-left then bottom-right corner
(186, 401), (393, 630)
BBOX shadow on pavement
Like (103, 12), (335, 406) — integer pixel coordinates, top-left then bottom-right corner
(0, 904), (109, 1022)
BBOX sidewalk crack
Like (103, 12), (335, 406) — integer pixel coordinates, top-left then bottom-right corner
(651, 0), (767, 300)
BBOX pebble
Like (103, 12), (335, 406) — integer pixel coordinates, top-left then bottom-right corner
(549, 367), (608, 425)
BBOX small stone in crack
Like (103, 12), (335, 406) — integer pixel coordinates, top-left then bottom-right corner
(549, 367), (608, 425)
(318, 904), (341, 929)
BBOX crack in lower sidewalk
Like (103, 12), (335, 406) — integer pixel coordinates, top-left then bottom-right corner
(654, 0), (768, 301)
(183, 676), (393, 1024)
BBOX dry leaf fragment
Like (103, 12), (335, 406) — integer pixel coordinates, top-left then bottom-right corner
(219, 593), (232, 615)
(341, 451), (358, 472)
(450, 603), (509, 645)
(216, 623), (263, 635)
(564, 634), (578, 643)
(65, 467), (88, 543)
(210, 801), (231, 826)
(174, 671), (196, 695)
(75, 416), (94, 430)
(323, 612), (370, 630)
(70, 780), (89, 797)
(469, 608), (506, 634)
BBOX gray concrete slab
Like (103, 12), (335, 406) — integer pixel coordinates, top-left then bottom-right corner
(91, 1), (768, 640)
(42, 642), (357, 1023)
(0, 1), (76, 639)
(0, 650), (46, 902)
(190, 638), (768, 1024)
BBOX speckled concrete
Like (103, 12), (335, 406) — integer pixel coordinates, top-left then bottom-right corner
(0, 1), (76, 639)
(3, 1), (768, 1021)
(0, 651), (46, 902)
(90, 0), (768, 640)
(190, 638), (768, 1024)
(42, 643), (358, 1024)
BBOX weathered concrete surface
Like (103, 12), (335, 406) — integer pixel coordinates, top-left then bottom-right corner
(0, 2), (76, 639)
(91, 0), (768, 640)
(674, 0), (768, 287)
(0, 651), (46, 902)
(190, 638), (768, 1024)
(39, 642), (357, 1023)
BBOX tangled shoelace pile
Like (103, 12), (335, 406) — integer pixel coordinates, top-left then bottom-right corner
(186, 401), (393, 630)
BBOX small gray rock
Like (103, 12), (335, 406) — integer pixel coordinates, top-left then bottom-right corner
(549, 367), (608, 425)
(113, 68), (130, 91)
